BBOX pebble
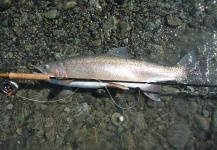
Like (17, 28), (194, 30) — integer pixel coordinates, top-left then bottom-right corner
(166, 15), (182, 27)
(63, 1), (77, 10)
(92, 40), (101, 46)
(175, 100), (188, 117)
(118, 21), (131, 33)
(189, 101), (197, 114)
(40, 104), (47, 111)
(65, 125), (87, 143)
(202, 109), (209, 118)
(44, 9), (58, 19)
(211, 109), (217, 131)
(64, 107), (70, 113)
(44, 117), (55, 128)
(111, 112), (124, 126)
(103, 16), (118, 38)
(114, 0), (125, 5)
(166, 124), (190, 149)
(194, 131), (206, 140)
(16, 128), (22, 135)
(7, 103), (13, 110)
(13, 27), (22, 37)
(0, 0), (11, 9)
(203, 16), (215, 27)
(193, 115), (209, 131)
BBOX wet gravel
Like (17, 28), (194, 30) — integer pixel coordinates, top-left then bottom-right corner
(1, 0), (217, 149)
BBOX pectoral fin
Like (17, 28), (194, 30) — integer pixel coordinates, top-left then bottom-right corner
(58, 87), (74, 99)
(140, 84), (161, 101)
(106, 82), (129, 90)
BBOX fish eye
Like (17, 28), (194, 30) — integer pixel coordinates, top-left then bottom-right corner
(43, 65), (49, 70)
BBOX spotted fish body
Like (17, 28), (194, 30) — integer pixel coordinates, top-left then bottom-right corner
(36, 47), (196, 101)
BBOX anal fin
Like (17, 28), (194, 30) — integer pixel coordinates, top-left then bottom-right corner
(140, 84), (161, 101)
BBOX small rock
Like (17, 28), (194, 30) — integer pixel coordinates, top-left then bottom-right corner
(211, 109), (217, 131)
(145, 22), (155, 31)
(203, 109), (209, 118)
(138, 133), (157, 149)
(44, 117), (55, 128)
(63, 1), (77, 10)
(103, 16), (118, 38)
(13, 27), (22, 37)
(203, 16), (215, 27)
(114, 0), (125, 5)
(74, 103), (90, 121)
(189, 101), (197, 114)
(92, 40), (101, 46)
(175, 100), (188, 117)
(166, 15), (182, 27)
(7, 103), (13, 110)
(193, 115), (209, 131)
(44, 9), (58, 19)
(45, 129), (55, 142)
(147, 100), (157, 108)
(111, 112), (124, 126)
(118, 21), (131, 33)
(166, 124), (190, 149)
(0, 0), (11, 9)
(194, 131), (206, 140)
(40, 104), (47, 110)
(64, 125), (87, 143)
(16, 128), (22, 135)
(64, 107), (70, 113)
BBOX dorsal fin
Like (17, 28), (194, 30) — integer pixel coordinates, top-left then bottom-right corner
(107, 47), (130, 58)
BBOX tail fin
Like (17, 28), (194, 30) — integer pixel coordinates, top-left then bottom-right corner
(177, 51), (205, 85)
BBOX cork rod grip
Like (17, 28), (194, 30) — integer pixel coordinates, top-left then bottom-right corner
(8, 73), (50, 80)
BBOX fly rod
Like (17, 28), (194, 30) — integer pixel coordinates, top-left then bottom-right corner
(0, 72), (217, 88)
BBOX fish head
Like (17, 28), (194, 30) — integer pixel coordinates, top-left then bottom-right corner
(35, 61), (67, 78)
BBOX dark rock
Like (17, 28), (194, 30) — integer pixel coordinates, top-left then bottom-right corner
(189, 101), (197, 114)
(194, 131), (207, 140)
(166, 15), (182, 27)
(114, 0), (125, 5)
(175, 100), (189, 117)
(166, 124), (190, 149)
(193, 115), (209, 131)
(44, 9), (59, 19)
(211, 109), (217, 131)
(0, 0), (11, 9)
(203, 16), (215, 27)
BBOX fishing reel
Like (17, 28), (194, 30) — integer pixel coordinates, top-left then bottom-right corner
(0, 79), (18, 96)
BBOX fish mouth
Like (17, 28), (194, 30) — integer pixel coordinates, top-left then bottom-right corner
(33, 65), (55, 77)
(33, 65), (47, 74)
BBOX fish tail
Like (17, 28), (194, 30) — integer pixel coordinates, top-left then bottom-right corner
(177, 51), (205, 85)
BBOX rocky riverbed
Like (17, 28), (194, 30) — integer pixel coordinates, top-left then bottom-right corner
(1, 0), (217, 149)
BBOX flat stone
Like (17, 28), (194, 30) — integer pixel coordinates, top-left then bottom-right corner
(166, 124), (190, 149)
(193, 115), (209, 131)
(175, 100), (188, 117)
(63, 1), (77, 10)
(16, 128), (22, 135)
(0, 0), (11, 9)
(44, 9), (58, 19)
(40, 104), (47, 110)
(211, 109), (217, 131)
(7, 103), (13, 110)
(166, 15), (182, 27)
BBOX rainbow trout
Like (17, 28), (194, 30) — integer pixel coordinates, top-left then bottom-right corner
(35, 47), (202, 101)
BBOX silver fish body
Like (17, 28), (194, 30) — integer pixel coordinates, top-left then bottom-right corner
(37, 54), (186, 82)
(36, 47), (196, 101)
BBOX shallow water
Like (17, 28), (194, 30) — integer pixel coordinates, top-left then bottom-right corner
(1, 0), (217, 149)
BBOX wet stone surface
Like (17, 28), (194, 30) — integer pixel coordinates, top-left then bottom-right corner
(0, 0), (217, 149)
